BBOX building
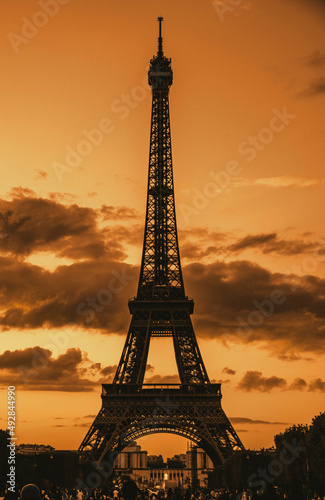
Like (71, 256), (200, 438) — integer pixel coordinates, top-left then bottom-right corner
(113, 442), (213, 488)
(16, 444), (55, 454)
(114, 442), (148, 469)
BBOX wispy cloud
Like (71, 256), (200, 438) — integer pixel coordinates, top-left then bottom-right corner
(230, 417), (289, 425)
(298, 77), (325, 98)
(304, 50), (325, 68)
(233, 176), (324, 188)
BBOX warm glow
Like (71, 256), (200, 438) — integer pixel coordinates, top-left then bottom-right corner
(0, 0), (325, 458)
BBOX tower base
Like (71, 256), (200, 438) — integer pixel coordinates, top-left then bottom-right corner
(78, 384), (244, 466)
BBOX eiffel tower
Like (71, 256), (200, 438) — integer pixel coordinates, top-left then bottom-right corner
(79, 18), (244, 467)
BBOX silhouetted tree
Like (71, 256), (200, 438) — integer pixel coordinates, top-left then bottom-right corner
(274, 424), (308, 499)
(307, 411), (325, 496)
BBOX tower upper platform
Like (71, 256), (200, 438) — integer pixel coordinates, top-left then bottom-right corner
(148, 17), (173, 90)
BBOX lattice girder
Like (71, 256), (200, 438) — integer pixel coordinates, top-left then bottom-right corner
(79, 384), (244, 467)
(113, 307), (209, 385)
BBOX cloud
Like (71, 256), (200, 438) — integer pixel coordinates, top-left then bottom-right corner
(0, 347), (105, 391)
(184, 260), (325, 357)
(34, 170), (48, 181)
(1, 191), (325, 359)
(100, 205), (140, 220)
(237, 371), (287, 392)
(237, 372), (325, 393)
(229, 233), (277, 252)
(0, 192), (112, 259)
(0, 256), (137, 333)
(227, 232), (319, 256)
(179, 227), (325, 261)
(308, 378), (325, 392)
(1, 250), (325, 358)
(100, 365), (117, 377)
(278, 353), (313, 362)
(0, 191), (142, 261)
(10, 187), (36, 198)
(234, 176), (324, 188)
(222, 367), (236, 375)
(179, 228), (227, 260)
(230, 417), (289, 425)
(298, 77), (325, 97)
(144, 374), (180, 384)
(289, 377), (308, 391)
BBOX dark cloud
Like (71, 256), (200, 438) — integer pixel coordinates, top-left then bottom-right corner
(308, 378), (325, 392)
(0, 347), (103, 391)
(100, 365), (117, 377)
(184, 260), (325, 357)
(222, 367), (236, 375)
(298, 77), (325, 97)
(0, 255), (137, 333)
(0, 192), (142, 260)
(0, 346), (51, 368)
(180, 228), (324, 260)
(0, 193), (112, 259)
(100, 205), (140, 220)
(179, 228), (228, 260)
(289, 377), (308, 391)
(1, 191), (325, 361)
(229, 233), (277, 252)
(237, 372), (324, 393)
(230, 417), (289, 425)
(227, 232), (318, 256)
(237, 371), (287, 392)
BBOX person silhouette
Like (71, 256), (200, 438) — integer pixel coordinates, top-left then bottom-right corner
(20, 485), (41, 500)
(121, 481), (139, 500)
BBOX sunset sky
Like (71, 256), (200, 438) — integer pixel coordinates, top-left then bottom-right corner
(1, 0), (325, 459)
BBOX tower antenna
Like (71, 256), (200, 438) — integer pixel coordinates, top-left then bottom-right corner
(157, 16), (163, 56)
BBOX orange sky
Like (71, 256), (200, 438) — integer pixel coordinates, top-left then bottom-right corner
(1, 0), (325, 459)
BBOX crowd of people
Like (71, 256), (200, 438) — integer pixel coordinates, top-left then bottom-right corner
(11, 482), (325, 500)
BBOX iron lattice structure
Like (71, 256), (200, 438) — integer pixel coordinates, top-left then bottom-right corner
(79, 18), (244, 467)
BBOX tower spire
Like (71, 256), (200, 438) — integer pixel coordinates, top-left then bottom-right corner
(157, 16), (163, 57)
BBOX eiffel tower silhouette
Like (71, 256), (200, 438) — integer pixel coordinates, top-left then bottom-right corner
(79, 17), (244, 467)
